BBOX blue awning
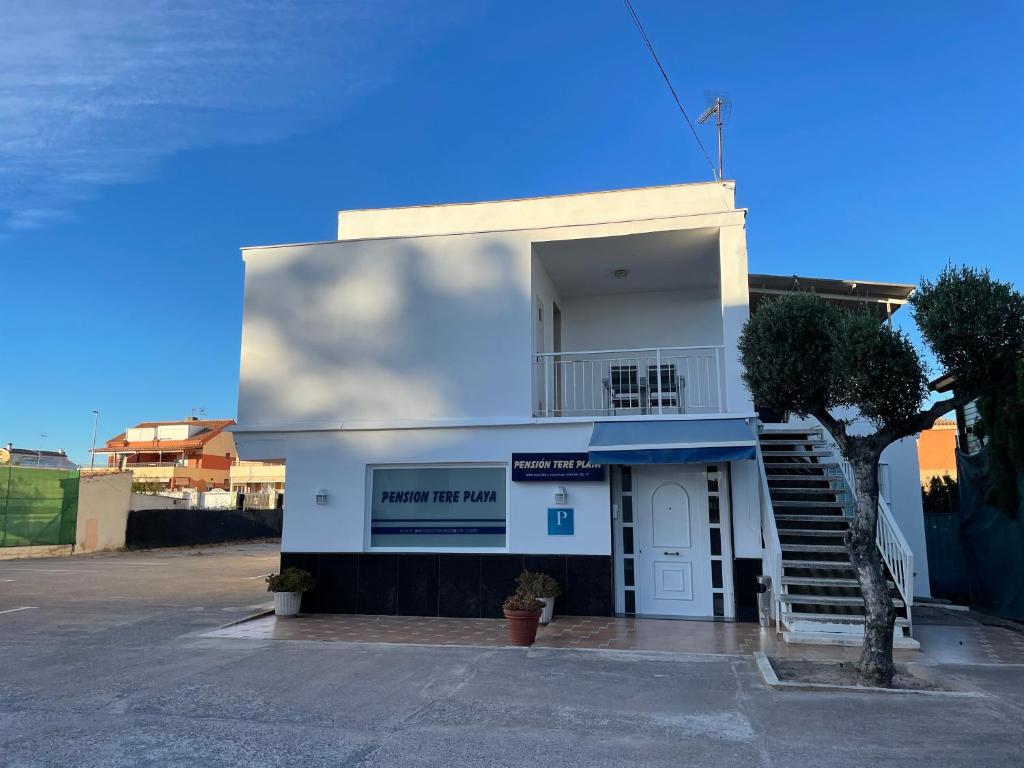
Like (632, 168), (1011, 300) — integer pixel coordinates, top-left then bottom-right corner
(588, 419), (757, 465)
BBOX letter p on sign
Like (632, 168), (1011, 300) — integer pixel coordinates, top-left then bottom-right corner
(547, 508), (574, 536)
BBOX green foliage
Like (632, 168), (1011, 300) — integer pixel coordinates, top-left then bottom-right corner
(738, 292), (927, 429)
(833, 310), (929, 427)
(976, 359), (1024, 516)
(503, 592), (544, 611)
(737, 292), (841, 418)
(131, 480), (164, 494)
(911, 265), (1024, 397)
(515, 570), (561, 598)
(921, 475), (959, 516)
(266, 567), (315, 593)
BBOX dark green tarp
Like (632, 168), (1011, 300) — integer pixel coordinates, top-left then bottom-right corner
(924, 512), (970, 602)
(0, 465), (79, 547)
(957, 449), (1024, 621)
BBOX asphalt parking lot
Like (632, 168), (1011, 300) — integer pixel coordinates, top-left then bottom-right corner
(2, 542), (1023, 767)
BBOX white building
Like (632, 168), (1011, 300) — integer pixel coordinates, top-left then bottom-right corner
(233, 182), (926, 644)
(1, 443), (77, 470)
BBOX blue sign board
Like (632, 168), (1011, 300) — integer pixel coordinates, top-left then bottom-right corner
(547, 508), (574, 536)
(512, 453), (605, 482)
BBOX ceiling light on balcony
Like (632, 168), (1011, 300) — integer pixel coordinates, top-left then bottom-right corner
(613, 268), (630, 280)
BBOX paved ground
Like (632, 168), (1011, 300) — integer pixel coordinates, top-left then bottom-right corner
(209, 609), (1024, 664)
(2, 543), (1024, 767)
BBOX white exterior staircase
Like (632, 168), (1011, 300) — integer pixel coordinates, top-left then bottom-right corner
(758, 425), (918, 648)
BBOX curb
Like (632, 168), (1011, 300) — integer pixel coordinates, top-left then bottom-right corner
(214, 607), (274, 630)
(753, 652), (985, 697)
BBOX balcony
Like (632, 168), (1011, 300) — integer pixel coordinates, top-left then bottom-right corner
(230, 461), (286, 485)
(533, 345), (725, 418)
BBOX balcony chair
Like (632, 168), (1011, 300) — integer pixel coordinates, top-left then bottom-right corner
(604, 365), (644, 414)
(647, 363), (685, 413)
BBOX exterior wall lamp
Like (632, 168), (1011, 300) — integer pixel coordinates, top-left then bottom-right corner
(315, 488), (329, 506)
(553, 486), (568, 505)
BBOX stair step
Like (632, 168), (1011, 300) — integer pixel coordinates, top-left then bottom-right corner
(766, 473), (841, 480)
(777, 528), (847, 538)
(763, 462), (838, 469)
(781, 575), (896, 588)
(769, 486), (848, 494)
(781, 543), (848, 553)
(782, 576), (859, 587)
(782, 559), (855, 570)
(759, 428), (822, 437)
(772, 500), (853, 508)
(782, 630), (920, 649)
(779, 594), (905, 608)
(775, 515), (850, 523)
(782, 611), (910, 627)
(760, 450), (833, 457)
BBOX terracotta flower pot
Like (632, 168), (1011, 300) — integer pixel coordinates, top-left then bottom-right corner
(504, 607), (542, 646)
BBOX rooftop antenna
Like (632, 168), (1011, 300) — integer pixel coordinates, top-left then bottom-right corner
(698, 92), (731, 181)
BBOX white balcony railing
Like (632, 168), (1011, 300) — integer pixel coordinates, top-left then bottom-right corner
(533, 345), (725, 417)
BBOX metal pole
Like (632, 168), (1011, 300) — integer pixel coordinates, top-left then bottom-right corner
(716, 97), (724, 181)
(89, 410), (100, 470)
(544, 356), (552, 417)
(655, 349), (663, 415)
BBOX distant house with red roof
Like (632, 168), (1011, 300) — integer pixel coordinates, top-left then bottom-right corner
(91, 418), (236, 491)
(917, 417), (959, 486)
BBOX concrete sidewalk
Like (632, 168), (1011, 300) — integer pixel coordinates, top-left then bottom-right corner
(2, 543), (1023, 767)
(206, 608), (1024, 665)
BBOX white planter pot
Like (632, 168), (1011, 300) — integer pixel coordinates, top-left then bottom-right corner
(274, 591), (302, 617)
(539, 596), (555, 625)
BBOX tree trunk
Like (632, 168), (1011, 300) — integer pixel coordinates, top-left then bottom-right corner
(846, 447), (897, 686)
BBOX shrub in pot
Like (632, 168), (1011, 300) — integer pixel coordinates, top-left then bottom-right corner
(266, 567), (315, 617)
(516, 570), (562, 625)
(503, 591), (544, 646)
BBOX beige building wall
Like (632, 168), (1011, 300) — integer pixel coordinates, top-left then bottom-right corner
(129, 493), (189, 511)
(75, 472), (132, 553)
(918, 419), (959, 486)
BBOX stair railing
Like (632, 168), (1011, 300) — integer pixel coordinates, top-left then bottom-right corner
(755, 441), (784, 631)
(876, 495), (914, 632)
(811, 424), (915, 635)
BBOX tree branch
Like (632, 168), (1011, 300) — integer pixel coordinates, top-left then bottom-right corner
(812, 407), (851, 454)
(879, 390), (977, 447)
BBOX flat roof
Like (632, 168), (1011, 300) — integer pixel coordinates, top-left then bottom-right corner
(336, 180), (733, 215)
(748, 273), (915, 318)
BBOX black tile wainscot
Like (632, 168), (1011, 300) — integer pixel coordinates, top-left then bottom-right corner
(279, 553), (614, 618)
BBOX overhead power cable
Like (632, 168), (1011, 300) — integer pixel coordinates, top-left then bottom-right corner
(622, 0), (718, 179)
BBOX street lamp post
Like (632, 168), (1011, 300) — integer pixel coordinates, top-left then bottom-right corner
(90, 410), (100, 470)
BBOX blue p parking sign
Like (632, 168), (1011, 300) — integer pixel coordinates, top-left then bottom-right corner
(547, 508), (574, 536)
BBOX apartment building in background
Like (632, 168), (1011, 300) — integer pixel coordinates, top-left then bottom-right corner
(92, 418), (236, 491)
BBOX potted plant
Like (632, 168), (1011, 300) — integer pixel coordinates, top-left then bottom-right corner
(266, 567), (315, 617)
(516, 570), (562, 625)
(503, 591), (545, 646)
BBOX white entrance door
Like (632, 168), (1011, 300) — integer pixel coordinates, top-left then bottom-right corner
(636, 466), (712, 617)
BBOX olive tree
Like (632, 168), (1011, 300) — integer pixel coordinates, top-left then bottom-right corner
(738, 266), (1024, 685)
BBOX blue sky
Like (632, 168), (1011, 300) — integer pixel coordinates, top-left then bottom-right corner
(2, 1), (1022, 463)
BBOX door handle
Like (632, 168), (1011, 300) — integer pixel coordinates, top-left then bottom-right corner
(663, 551), (680, 556)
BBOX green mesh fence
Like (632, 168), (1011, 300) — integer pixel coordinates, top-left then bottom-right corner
(0, 465), (80, 547)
